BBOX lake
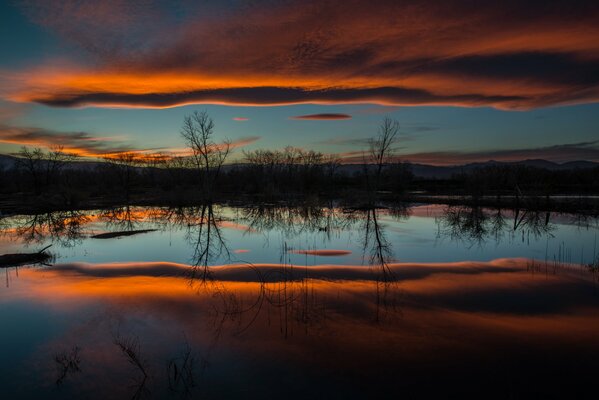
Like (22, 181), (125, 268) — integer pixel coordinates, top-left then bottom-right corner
(1, 202), (598, 399)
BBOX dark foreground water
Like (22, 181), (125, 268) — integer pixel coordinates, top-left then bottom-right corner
(1, 203), (598, 399)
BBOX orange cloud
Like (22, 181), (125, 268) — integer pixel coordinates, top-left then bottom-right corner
(0, 124), (259, 160)
(4, 1), (599, 109)
(228, 136), (261, 149)
(0, 124), (145, 158)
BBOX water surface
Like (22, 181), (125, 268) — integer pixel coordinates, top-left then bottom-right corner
(1, 203), (598, 398)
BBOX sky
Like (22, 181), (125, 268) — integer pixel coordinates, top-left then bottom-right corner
(0, 0), (598, 165)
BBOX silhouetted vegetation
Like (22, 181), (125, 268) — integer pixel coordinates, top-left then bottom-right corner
(167, 341), (199, 398)
(242, 146), (343, 195)
(416, 163), (599, 198)
(180, 110), (231, 199)
(435, 205), (555, 246)
(15, 146), (75, 196)
(2, 156), (597, 212)
(54, 346), (81, 386)
(113, 333), (150, 400)
(1, 114), (598, 215)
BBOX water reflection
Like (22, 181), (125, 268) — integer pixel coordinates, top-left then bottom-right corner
(183, 204), (230, 282)
(1, 210), (90, 248)
(435, 205), (555, 246)
(2, 203), (595, 257)
(1, 202), (599, 398)
(238, 202), (354, 239)
(353, 206), (404, 322)
(4, 256), (599, 398)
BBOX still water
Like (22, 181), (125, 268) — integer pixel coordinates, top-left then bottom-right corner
(1, 203), (598, 398)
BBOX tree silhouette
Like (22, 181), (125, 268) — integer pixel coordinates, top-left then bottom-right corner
(180, 111), (231, 199)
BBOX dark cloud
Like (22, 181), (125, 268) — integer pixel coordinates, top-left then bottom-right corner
(290, 249), (352, 256)
(30, 86), (525, 109)
(290, 113), (352, 120)
(421, 52), (599, 87)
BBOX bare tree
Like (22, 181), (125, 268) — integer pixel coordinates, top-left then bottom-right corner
(103, 152), (141, 201)
(164, 155), (193, 188)
(366, 117), (400, 194)
(46, 146), (75, 185)
(180, 111), (231, 197)
(139, 152), (168, 185)
(243, 147), (334, 193)
(16, 147), (43, 194)
(322, 154), (340, 182)
(16, 146), (74, 195)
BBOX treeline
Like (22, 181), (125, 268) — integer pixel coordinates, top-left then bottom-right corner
(414, 164), (599, 197)
(0, 113), (411, 207)
(238, 147), (413, 194)
(1, 112), (598, 209)
(2, 150), (598, 205)
(0, 146), (413, 206)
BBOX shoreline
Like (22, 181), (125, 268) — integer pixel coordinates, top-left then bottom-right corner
(1, 191), (598, 216)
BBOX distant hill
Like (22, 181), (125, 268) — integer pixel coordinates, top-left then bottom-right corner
(0, 154), (104, 171)
(404, 159), (599, 179)
(1, 153), (597, 179)
(313, 159), (599, 179)
(0, 154), (17, 169)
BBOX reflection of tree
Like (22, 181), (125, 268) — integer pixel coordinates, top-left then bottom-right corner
(513, 208), (554, 242)
(361, 208), (393, 275)
(490, 207), (508, 240)
(567, 213), (599, 231)
(54, 346), (81, 386)
(195, 245), (328, 340)
(437, 206), (488, 246)
(100, 206), (144, 232)
(239, 202), (354, 240)
(167, 341), (203, 399)
(181, 204), (230, 282)
(353, 207), (403, 323)
(113, 333), (150, 400)
(263, 245), (328, 337)
(436, 205), (555, 246)
(387, 202), (412, 221)
(238, 203), (406, 325)
(5, 211), (89, 248)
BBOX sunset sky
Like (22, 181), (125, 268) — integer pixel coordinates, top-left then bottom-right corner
(1, 0), (598, 165)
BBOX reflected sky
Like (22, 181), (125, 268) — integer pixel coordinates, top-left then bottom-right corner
(1, 204), (597, 266)
(1, 203), (599, 398)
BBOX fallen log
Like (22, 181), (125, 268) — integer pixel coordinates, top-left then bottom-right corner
(0, 245), (52, 268)
(91, 229), (156, 239)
